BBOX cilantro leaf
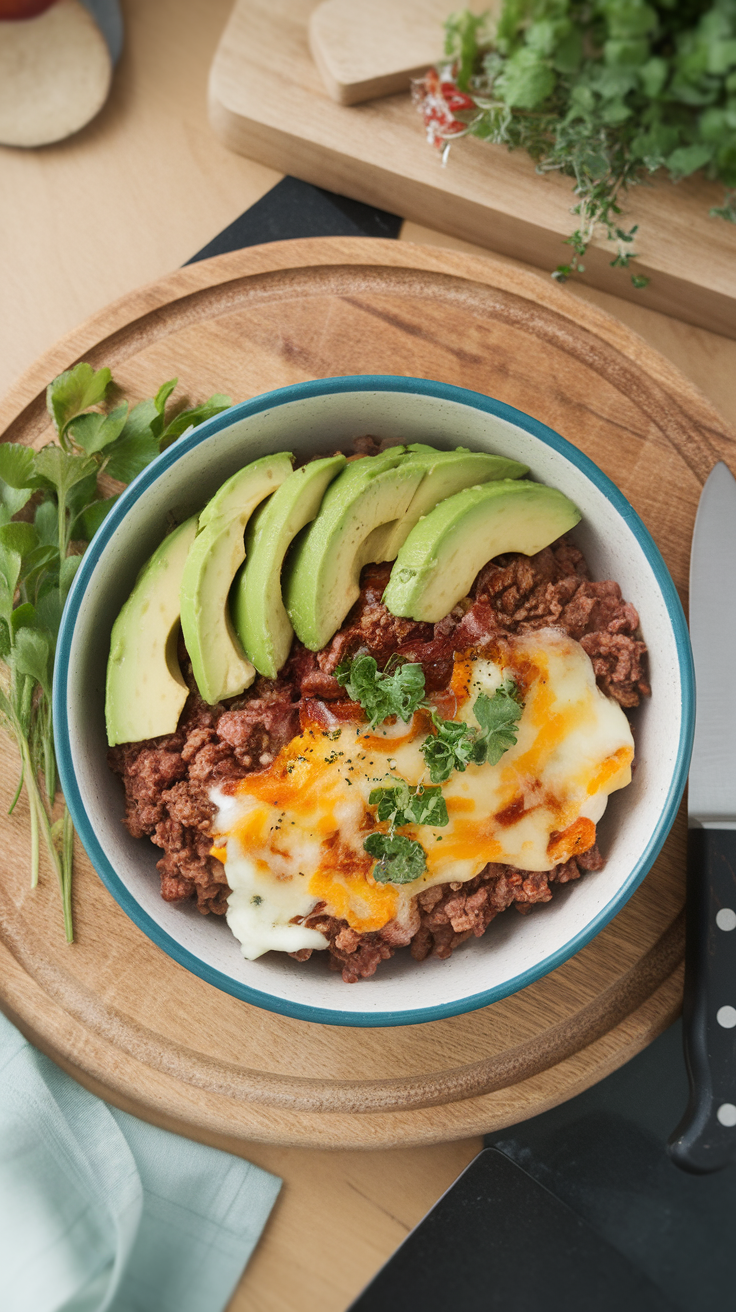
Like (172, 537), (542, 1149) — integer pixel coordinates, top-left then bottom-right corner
(72, 495), (119, 541)
(0, 442), (36, 489)
(0, 543), (21, 623)
(33, 447), (97, 501)
(363, 832), (427, 884)
(159, 394), (232, 449)
(0, 522), (39, 560)
(68, 402), (128, 455)
(102, 399), (161, 482)
(471, 678), (524, 766)
(46, 363), (111, 447)
(369, 782), (449, 829)
(14, 627), (52, 702)
(0, 442), (36, 518)
(150, 379), (179, 439)
(335, 655), (427, 729)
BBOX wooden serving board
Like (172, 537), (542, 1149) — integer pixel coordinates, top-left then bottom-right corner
(208, 0), (736, 341)
(1, 238), (734, 1151)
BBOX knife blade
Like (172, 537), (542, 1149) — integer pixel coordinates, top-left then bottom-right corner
(669, 460), (736, 1173)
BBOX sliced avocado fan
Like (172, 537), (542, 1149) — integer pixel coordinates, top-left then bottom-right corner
(180, 452), (293, 703)
(106, 516), (198, 747)
(232, 453), (347, 679)
(382, 479), (581, 623)
(283, 443), (529, 651)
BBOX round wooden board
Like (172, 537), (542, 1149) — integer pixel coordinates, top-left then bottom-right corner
(1, 238), (734, 1150)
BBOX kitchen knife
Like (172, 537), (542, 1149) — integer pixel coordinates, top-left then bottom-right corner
(669, 460), (736, 1174)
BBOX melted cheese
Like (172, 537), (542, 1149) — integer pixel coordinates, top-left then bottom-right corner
(213, 629), (635, 961)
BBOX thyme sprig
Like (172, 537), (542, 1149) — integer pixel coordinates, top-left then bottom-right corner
(415, 1), (736, 286)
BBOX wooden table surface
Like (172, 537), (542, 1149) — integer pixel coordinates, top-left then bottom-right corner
(1, 2), (735, 1309)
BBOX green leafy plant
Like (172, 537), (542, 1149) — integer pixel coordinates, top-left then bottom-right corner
(0, 363), (231, 940)
(369, 781), (450, 828)
(422, 679), (524, 782)
(334, 654), (428, 729)
(415, 1), (736, 285)
(420, 713), (478, 783)
(363, 831), (428, 883)
(364, 780), (448, 884)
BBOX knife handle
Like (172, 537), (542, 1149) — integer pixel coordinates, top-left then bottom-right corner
(668, 827), (736, 1173)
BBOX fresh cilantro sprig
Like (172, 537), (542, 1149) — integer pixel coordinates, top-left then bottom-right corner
(335, 654), (427, 729)
(0, 362), (231, 940)
(422, 678), (524, 782)
(364, 832), (428, 884)
(416, 3), (736, 288)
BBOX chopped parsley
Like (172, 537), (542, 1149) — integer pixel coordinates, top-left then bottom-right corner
(364, 782), (447, 885)
(421, 679), (524, 782)
(473, 679), (525, 765)
(335, 654), (428, 729)
(421, 715), (478, 784)
(363, 832), (427, 884)
(369, 781), (449, 829)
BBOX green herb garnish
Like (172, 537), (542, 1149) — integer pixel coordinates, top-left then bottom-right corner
(369, 781), (450, 829)
(363, 832), (428, 884)
(335, 654), (428, 729)
(364, 781), (446, 884)
(421, 715), (478, 783)
(421, 678), (524, 782)
(0, 362), (231, 941)
(416, 3), (736, 287)
(472, 678), (525, 765)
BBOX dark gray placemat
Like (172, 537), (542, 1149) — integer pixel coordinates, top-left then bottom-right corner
(187, 176), (402, 264)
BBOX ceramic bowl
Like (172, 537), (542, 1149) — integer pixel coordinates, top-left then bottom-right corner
(54, 376), (694, 1026)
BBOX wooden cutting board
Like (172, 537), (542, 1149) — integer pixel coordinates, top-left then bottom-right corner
(1, 237), (733, 1151)
(208, 0), (736, 341)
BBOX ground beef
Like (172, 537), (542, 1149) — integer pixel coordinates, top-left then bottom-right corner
(293, 849), (603, 981)
(108, 534), (646, 974)
(393, 540), (650, 708)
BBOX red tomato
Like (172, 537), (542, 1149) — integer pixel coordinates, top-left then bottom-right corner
(0, 0), (58, 17)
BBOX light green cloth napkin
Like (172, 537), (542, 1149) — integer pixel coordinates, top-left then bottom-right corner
(0, 1012), (281, 1312)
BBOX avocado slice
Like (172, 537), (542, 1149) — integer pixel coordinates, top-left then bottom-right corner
(377, 444), (528, 561)
(232, 454), (347, 678)
(383, 479), (581, 622)
(180, 452), (293, 703)
(283, 446), (431, 650)
(105, 516), (198, 746)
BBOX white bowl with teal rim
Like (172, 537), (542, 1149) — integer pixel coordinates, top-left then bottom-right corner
(53, 376), (694, 1027)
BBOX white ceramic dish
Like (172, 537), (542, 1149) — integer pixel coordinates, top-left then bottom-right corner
(54, 376), (694, 1027)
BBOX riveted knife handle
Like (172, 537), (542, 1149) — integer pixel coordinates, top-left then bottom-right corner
(669, 828), (736, 1173)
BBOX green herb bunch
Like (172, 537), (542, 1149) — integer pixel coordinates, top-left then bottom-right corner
(416, 0), (736, 284)
(0, 363), (230, 940)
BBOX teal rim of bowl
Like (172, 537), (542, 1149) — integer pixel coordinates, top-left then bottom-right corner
(53, 375), (695, 1028)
